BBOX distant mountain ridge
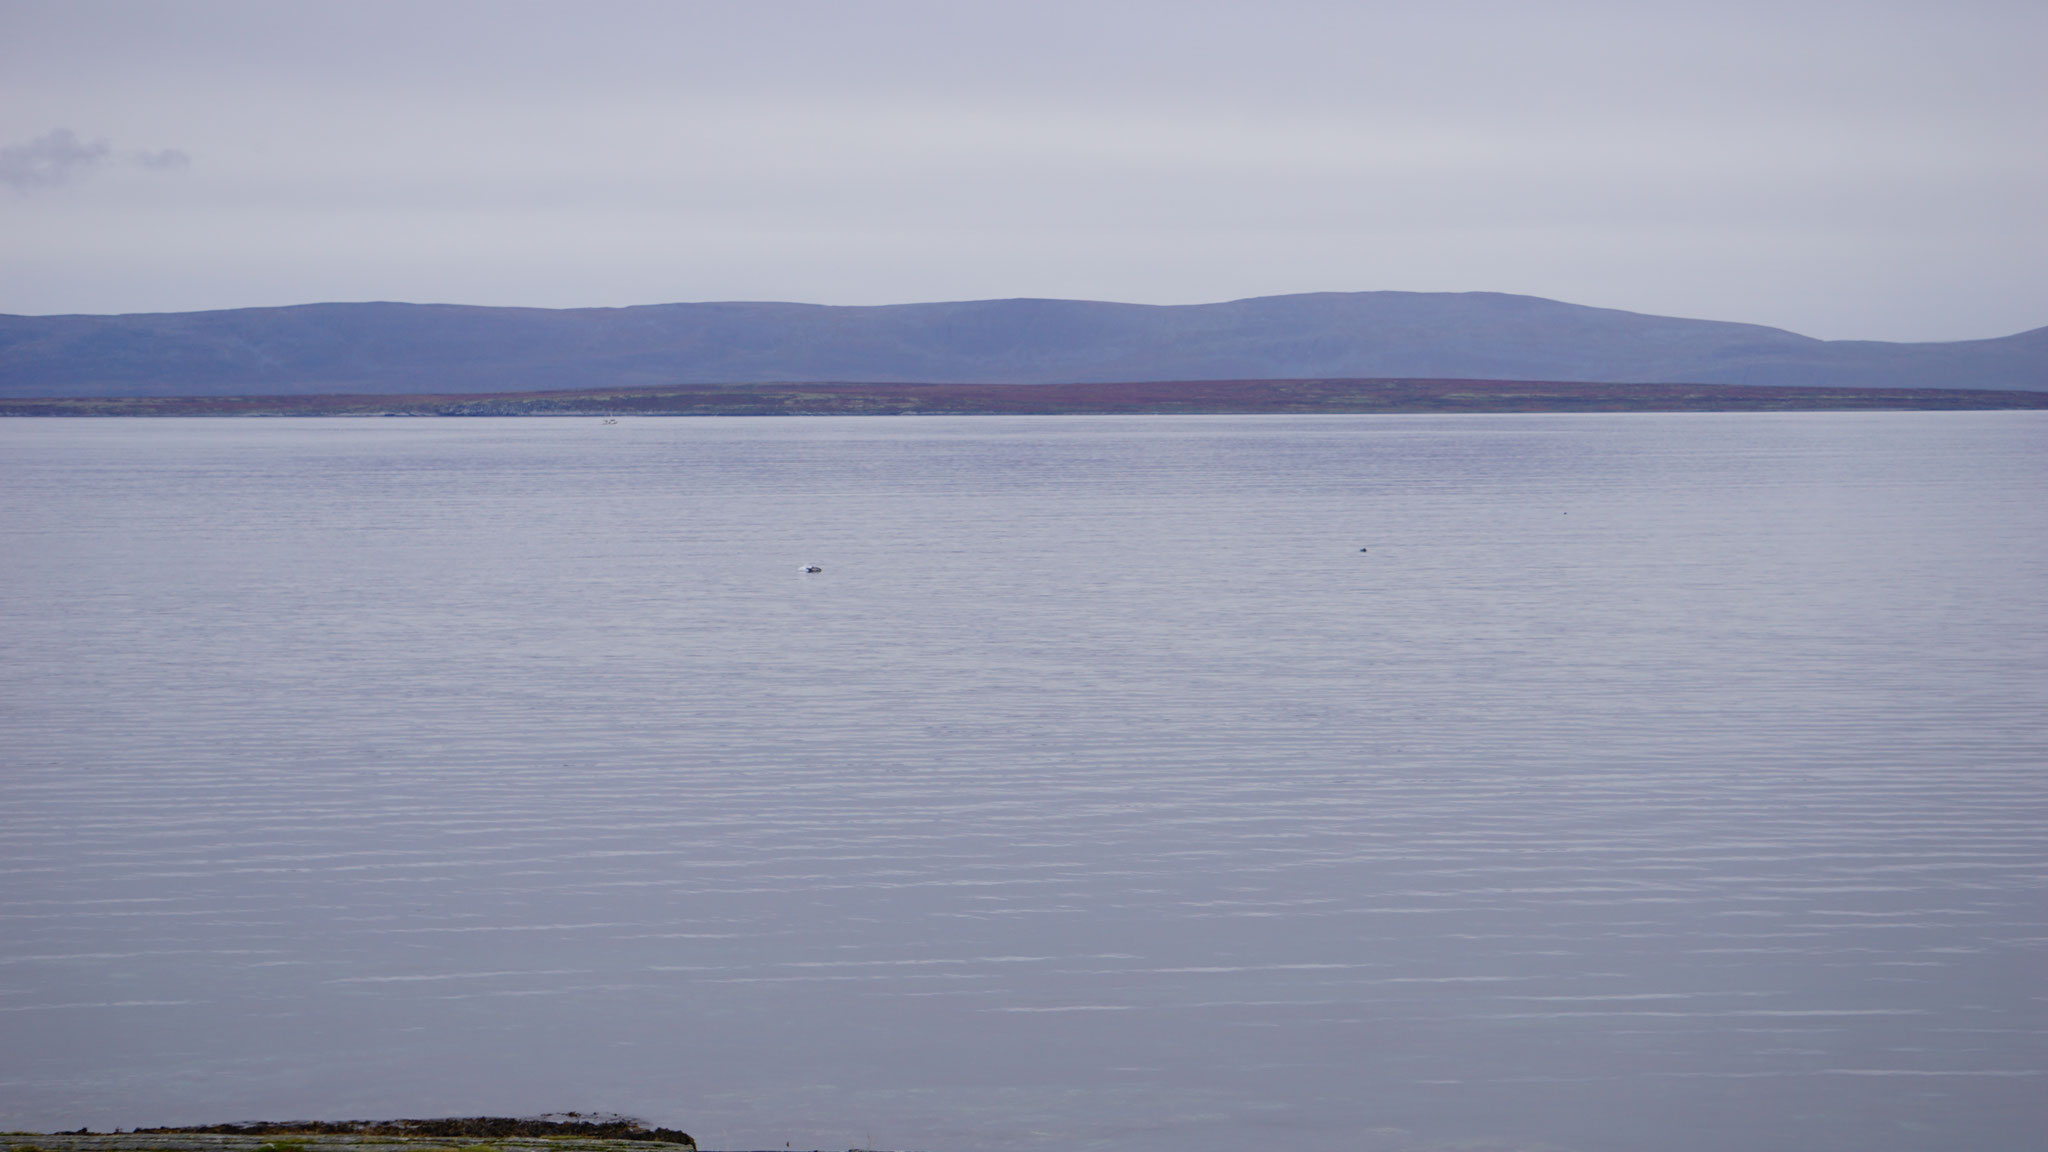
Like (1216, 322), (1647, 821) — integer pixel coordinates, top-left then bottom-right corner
(3, 291), (2044, 397)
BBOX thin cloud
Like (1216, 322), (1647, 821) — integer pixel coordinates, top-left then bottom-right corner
(0, 128), (110, 190)
(0, 129), (192, 190)
(134, 148), (191, 171)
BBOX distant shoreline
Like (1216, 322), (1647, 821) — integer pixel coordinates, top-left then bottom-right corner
(5, 378), (2047, 417)
(0, 1137), (714, 1152)
(0, 1118), (697, 1152)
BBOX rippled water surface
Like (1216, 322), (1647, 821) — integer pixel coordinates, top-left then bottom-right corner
(3, 414), (2045, 1152)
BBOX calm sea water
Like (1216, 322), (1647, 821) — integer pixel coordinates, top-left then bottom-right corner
(2, 413), (2044, 1152)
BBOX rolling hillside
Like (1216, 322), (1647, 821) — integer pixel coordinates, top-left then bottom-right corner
(3, 291), (2043, 397)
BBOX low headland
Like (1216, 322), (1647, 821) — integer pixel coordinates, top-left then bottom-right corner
(0, 1118), (703, 1152)
(5, 377), (2046, 417)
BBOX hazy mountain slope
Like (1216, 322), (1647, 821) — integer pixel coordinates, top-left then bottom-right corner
(2, 291), (2042, 397)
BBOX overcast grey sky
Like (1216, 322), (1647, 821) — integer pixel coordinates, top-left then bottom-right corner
(2, 0), (2043, 340)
